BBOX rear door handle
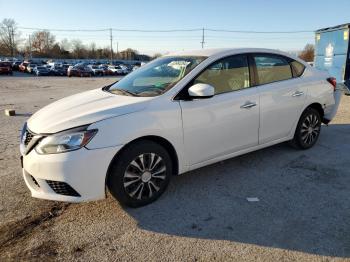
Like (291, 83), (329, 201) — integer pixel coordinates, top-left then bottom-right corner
(292, 91), (304, 97)
(240, 101), (257, 109)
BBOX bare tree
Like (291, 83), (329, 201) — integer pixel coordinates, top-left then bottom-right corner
(51, 43), (63, 58)
(89, 42), (97, 59)
(0, 18), (20, 56)
(0, 18), (151, 60)
(152, 53), (162, 60)
(119, 48), (138, 60)
(31, 30), (55, 54)
(299, 44), (315, 62)
(71, 39), (86, 58)
(59, 38), (71, 52)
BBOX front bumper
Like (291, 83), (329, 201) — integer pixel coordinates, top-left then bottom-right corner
(22, 145), (122, 202)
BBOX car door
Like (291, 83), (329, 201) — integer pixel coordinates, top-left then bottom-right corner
(178, 54), (260, 166)
(252, 53), (307, 144)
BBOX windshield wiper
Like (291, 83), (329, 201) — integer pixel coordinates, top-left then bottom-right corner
(138, 88), (163, 95)
(111, 88), (139, 97)
(102, 84), (111, 91)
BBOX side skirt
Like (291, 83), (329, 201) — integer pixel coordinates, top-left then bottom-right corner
(184, 136), (292, 173)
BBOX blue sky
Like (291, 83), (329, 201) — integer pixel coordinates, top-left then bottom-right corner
(1, 0), (349, 55)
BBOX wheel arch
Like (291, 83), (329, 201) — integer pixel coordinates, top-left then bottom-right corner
(130, 136), (179, 176)
(290, 102), (325, 141)
(105, 135), (179, 190)
(306, 102), (326, 123)
(290, 102), (323, 149)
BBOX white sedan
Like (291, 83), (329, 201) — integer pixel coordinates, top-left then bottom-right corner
(108, 65), (124, 75)
(20, 48), (341, 207)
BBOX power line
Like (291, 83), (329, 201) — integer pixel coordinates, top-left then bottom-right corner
(206, 29), (314, 33)
(18, 27), (203, 32)
(18, 27), (109, 32)
(18, 26), (315, 34)
(111, 28), (203, 32)
(205, 36), (312, 40)
(17, 26), (316, 51)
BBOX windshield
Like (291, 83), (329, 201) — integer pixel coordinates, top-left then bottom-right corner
(108, 56), (206, 97)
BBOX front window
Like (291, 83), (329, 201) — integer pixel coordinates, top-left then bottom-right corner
(193, 55), (250, 94)
(108, 56), (206, 97)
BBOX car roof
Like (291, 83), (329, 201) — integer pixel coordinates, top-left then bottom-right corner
(166, 48), (293, 57)
(165, 48), (307, 65)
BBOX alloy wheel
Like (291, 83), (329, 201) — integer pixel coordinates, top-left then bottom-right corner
(123, 153), (167, 200)
(300, 113), (320, 145)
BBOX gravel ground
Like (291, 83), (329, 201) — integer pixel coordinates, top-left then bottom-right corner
(0, 73), (349, 261)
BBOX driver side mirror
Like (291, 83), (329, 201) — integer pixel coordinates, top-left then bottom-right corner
(188, 83), (215, 98)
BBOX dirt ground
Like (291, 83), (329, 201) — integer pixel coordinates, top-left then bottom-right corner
(0, 73), (349, 261)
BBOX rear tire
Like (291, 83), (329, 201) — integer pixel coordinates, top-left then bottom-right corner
(107, 140), (172, 208)
(290, 108), (321, 149)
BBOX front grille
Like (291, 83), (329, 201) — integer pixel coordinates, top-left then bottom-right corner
(46, 180), (81, 197)
(24, 130), (34, 146)
(22, 127), (43, 155)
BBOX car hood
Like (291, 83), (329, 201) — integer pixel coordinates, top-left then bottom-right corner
(27, 88), (152, 134)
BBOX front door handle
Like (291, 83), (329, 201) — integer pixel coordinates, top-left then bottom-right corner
(240, 101), (257, 109)
(292, 91), (304, 97)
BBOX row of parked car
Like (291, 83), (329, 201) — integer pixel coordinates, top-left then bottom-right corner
(1, 60), (141, 77)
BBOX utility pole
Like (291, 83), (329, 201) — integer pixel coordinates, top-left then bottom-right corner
(201, 28), (205, 49)
(10, 27), (15, 57)
(116, 42), (119, 59)
(46, 32), (49, 52)
(109, 28), (113, 64)
(28, 35), (32, 59)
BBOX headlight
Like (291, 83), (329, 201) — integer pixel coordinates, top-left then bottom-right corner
(35, 129), (97, 154)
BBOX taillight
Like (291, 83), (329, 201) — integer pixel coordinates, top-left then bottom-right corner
(327, 77), (337, 91)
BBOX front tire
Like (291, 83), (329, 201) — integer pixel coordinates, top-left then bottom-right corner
(107, 140), (172, 207)
(290, 108), (321, 149)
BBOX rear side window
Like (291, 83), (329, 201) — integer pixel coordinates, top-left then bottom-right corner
(290, 60), (305, 77)
(253, 54), (292, 85)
